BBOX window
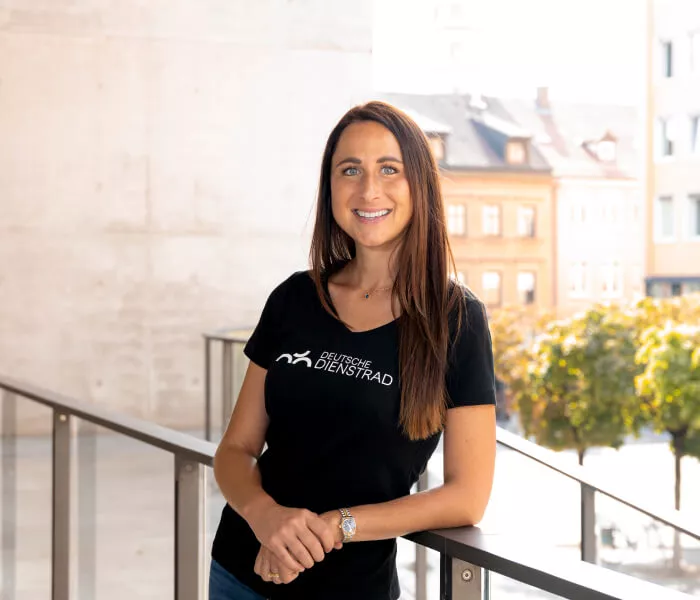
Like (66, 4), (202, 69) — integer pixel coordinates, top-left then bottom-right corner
(429, 136), (445, 161)
(657, 118), (675, 157)
(447, 204), (466, 235)
(482, 205), (501, 236)
(569, 262), (589, 297)
(691, 116), (700, 155)
(661, 40), (673, 78)
(691, 32), (700, 73)
(597, 140), (617, 162)
(482, 271), (501, 306)
(517, 206), (536, 237)
(506, 141), (527, 165)
(656, 196), (675, 240)
(601, 262), (623, 297)
(517, 272), (536, 305)
(689, 194), (700, 238)
(571, 202), (586, 224)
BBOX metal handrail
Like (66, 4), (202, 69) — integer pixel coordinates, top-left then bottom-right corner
(0, 376), (695, 600)
(496, 427), (700, 541)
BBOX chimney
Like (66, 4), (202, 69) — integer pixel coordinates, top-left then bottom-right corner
(536, 87), (550, 113)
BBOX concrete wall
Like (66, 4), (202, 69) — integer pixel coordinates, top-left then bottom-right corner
(0, 1), (373, 433)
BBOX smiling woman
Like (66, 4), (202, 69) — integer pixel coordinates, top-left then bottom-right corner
(210, 101), (497, 600)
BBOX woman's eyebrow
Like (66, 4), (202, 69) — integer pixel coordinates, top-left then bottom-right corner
(335, 157), (361, 168)
(377, 156), (403, 164)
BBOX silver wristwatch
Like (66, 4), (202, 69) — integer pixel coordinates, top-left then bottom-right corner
(338, 507), (356, 543)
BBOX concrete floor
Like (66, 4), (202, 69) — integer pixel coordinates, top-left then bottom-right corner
(1, 427), (699, 599)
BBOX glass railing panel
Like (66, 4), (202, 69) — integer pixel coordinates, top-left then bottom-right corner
(1, 394), (53, 600)
(75, 420), (174, 600)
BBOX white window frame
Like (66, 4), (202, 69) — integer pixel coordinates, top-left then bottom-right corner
(569, 262), (589, 298)
(657, 118), (675, 158)
(482, 205), (501, 236)
(482, 271), (502, 306)
(691, 115), (700, 156)
(661, 39), (674, 78)
(655, 195), (676, 242)
(689, 194), (700, 240)
(600, 262), (623, 298)
(447, 203), (466, 236)
(517, 206), (536, 237)
(517, 271), (536, 305)
(691, 31), (700, 74)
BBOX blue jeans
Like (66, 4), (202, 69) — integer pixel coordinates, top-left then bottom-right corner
(209, 559), (267, 600)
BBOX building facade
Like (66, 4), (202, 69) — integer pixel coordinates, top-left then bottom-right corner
(384, 93), (556, 313)
(646, 0), (700, 296)
(501, 91), (644, 316)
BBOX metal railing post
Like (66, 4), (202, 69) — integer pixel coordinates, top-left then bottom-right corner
(441, 554), (487, 600)
(78, 420), (97, 600)
(2, 390), (17, 600)
(174, 455), (205, 600)
(204, 337), (212, 441)
(581, 483), (597, 564)
(221, 342), (233, 437)
(415, 469), (429, 600)
(52, 411), (71, 600)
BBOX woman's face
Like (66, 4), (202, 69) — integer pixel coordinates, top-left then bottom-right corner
(330, 121), (413, 251)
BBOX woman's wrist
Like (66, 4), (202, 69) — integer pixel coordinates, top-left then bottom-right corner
(321, 510), (345, 545)
(240, 492), (277, 526)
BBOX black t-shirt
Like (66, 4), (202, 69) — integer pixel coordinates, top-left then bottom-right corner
(211, 271), (495, 600)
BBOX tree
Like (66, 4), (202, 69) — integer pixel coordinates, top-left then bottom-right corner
(635, 321), (700, 572)
(516, 305), (642, 465)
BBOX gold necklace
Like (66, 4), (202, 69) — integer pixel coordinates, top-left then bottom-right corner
(363, 285), (392, 300)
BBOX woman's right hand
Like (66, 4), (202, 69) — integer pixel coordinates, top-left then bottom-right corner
(246, 499), (337, 573)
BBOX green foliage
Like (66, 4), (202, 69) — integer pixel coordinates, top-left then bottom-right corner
(515, 304), (642, 460)
(635, 321), (700, 458)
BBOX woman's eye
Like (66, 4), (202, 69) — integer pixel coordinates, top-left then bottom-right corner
(343, 167), (360, 176)
(381, 165), (398, 175)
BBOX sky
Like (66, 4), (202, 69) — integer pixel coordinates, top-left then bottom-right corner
(372, 0), (647, 105)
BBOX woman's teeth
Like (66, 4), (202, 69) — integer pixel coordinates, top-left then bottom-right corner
(355, 209), (390, 219)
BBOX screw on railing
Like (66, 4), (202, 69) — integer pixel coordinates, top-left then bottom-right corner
(441, 554), (487, 599)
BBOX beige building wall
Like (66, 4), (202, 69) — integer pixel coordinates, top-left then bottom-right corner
(442, 171), (555, 312)
(0, 1), (372, 432)
(647, 0), (700, 295)
(556, 179), (645, 317)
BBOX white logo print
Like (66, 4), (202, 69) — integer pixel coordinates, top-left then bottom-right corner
(275, 350), (313, 367)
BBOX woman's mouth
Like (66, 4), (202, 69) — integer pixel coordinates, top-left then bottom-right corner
(352, 209), (392, 224)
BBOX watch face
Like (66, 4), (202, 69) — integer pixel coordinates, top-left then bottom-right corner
(342, 518), (356, 536)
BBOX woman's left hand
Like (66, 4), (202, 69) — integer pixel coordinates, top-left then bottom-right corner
(254, 545), (301, 585)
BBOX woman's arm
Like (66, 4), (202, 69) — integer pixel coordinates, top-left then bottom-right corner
(321, 404), (496, 542)
(214, 362), (337, 571)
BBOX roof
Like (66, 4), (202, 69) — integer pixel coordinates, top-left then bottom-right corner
(384, 92), (550, 172)
(383, 92), (639, 179)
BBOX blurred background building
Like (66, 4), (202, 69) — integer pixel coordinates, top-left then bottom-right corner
(645, 0), (700, 297)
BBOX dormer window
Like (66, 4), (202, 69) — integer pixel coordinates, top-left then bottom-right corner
(506, 140), (527, 165)
(428, 135), (445, 161)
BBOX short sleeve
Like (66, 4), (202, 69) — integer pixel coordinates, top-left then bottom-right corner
(243, 277), (290, 369)
(445, 295), (496, 409)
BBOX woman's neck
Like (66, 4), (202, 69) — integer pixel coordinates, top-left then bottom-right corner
(346, 246), (397, 291)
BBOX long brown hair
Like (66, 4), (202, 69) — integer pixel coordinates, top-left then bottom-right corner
(309, 101), (464, 440)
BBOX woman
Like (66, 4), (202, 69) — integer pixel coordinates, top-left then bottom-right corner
(210, 101), (496, 600)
